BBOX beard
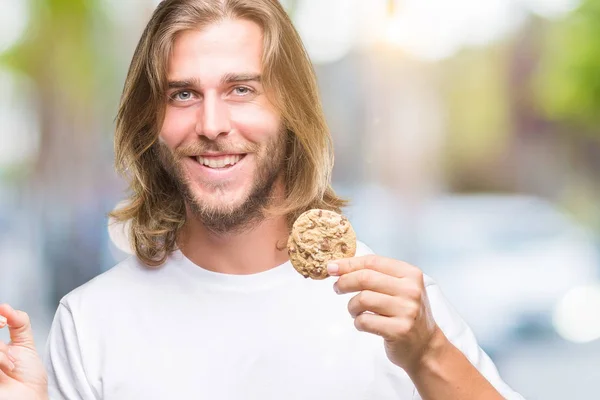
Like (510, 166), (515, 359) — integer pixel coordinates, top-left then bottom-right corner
(157, 130), (287, 235)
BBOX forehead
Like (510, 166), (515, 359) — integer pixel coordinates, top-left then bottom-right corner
(167, 18), (264, 81)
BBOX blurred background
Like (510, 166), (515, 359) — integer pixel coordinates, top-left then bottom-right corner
(1, 0), (600, 398)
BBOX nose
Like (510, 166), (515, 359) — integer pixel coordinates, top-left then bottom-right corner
(196, 92), (231, 140)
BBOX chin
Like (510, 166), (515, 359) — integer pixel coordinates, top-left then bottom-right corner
(192, 186), (252, 212)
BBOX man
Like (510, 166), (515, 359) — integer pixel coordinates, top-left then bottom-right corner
(0, 0), (524, 399)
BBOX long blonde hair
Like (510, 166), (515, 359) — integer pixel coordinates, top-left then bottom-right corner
(111, 0), (346, 266)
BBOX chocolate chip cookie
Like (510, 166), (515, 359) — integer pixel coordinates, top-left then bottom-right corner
(287, 209), (357, 279)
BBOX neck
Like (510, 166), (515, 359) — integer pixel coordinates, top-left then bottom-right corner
(177, 189), (290, 275)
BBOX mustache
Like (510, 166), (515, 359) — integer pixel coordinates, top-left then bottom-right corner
(174, 140), (260, 158)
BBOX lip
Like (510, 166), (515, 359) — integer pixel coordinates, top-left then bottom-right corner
(197, 152), (246, 157)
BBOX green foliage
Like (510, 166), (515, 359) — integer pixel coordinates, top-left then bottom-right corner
(534, 0), (600, 133)
(0, 0), (110, 105)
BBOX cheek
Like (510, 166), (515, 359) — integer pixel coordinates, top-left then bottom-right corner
(230, 104), (282, 143)
(160, 107), (196, 148)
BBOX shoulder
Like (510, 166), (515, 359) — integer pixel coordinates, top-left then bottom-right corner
(58, 255), (172, 314)
(50, 255), (184, 350)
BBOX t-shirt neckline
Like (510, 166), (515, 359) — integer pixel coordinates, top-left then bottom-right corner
(170, 249), (300, 291)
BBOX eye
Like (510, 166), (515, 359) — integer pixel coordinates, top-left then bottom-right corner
(232, 86), (254, 96)
(172, 90), (194, 101)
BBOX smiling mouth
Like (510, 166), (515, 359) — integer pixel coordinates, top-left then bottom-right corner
(193, 154), (246, 169)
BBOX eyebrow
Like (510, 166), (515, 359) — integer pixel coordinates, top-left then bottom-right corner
(221, 73), (261, 85)
(167, 77), (201, 90)
(167, 73), (262, 90)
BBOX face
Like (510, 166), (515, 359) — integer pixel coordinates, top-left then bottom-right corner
(158, 19), (286, 233)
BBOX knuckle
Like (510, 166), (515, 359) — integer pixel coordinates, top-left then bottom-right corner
(405, 284), (422, 301)
(365, 254), (378, 267)
(349, 293), (368, 315)
(406, 304), (420, 320)
(346, 258), (355, 271)
(413, 268), (424, 281)
(401, 263), (422, 278)
(18, 310), (30, 322)
(395, 319), (412, 336)
(356, 292), (371, 308)
(357, 270), (371, 287)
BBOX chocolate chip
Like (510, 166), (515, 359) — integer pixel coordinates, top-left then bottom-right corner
(318, 210), (323, 217)
(341, 243), (348, 253)
(320, 239), (331, 251)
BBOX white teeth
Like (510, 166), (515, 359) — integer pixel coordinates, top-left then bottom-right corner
(196, 154), (243, 168)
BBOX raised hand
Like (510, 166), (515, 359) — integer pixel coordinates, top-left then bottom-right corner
(0, 304), (48, 400)
(327, 255), (442, 371)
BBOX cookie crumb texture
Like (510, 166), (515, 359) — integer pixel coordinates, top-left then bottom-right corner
(288, 209), (357, 279)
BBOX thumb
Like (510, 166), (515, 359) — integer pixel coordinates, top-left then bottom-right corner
(0, 304), (36, 349)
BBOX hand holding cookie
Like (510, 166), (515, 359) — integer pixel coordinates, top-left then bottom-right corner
(327, 256), (445, 372)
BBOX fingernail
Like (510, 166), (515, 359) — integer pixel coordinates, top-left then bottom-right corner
(327, 263), (339, 276)
(0, 316), (6, 327)
(333, 282), (341, 294)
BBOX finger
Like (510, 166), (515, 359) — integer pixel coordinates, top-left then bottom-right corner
(0, 341), (14, 365)
(347, 291), (400, 318)
(354, 313), (410, 342)
(327, 255), (417, 278)
(0, 304), (35, 349)
(0, 342), (12, 384)
(0, 352), (15, 376)
(0, 315), (6, 329)
(334, 268), (402, 295)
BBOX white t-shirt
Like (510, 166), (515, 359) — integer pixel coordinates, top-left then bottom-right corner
(44, 241), (524, 399)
